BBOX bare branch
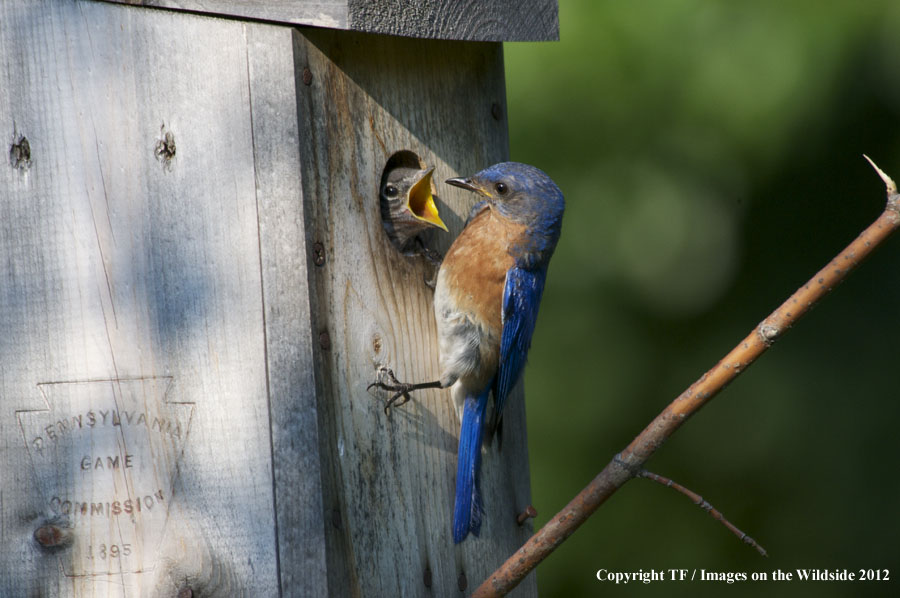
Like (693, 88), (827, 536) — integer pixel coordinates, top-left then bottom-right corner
(472, 158), (900, 598)
(864, 154), (897, 194)
(637, 469), (767, 557)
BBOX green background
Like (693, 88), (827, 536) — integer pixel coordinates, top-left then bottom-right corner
(504, 2), (900, 597)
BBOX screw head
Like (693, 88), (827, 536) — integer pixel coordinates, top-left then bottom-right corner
(313, 242), (325, 267)
(302, 67), (313, 86)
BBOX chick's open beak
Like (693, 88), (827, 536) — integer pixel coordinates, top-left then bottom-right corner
(407, 167), (448, 231)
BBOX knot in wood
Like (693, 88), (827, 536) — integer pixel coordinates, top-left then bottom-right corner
(9, 135), (31, 170)
(33, 524), (72, 550)
(155, 125), (176, 168)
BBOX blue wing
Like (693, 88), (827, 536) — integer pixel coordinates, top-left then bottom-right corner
(491, 266), (547, 432)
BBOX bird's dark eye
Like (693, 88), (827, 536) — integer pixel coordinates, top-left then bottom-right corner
(384, 185), (399, 197)
(495, 182), (508, 195)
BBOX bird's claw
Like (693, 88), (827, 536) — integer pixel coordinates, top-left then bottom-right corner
(367, 367), (414, 414)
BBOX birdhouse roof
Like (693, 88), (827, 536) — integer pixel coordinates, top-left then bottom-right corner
(97, 0), (560, 41)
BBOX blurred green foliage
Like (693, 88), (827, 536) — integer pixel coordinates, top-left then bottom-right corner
(504, 1), (900, 596)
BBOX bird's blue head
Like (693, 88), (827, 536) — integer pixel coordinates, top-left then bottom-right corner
(447, 162), (565, 263)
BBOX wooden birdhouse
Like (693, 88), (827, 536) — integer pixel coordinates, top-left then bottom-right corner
(0, 1), (558, 596)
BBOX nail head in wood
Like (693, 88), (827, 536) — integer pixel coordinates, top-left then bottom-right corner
(516, 504), (538, 525)
(313, 241), (326, 266)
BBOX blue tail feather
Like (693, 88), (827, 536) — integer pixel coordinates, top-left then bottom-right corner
(453, 388), (490, 543)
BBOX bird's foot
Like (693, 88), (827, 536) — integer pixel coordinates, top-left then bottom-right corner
(367, 367), (442, 414)
(368, 367), (413, 413)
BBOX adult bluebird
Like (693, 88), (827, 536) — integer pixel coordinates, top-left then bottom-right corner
(371, 162), (565, 543)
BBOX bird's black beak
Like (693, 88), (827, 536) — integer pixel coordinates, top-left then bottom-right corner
(445, 177), (479, 193)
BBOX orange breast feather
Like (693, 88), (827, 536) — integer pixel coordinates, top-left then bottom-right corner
(440, 208), (525, 334)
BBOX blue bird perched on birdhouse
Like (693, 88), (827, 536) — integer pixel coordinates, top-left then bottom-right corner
(371, 161), (565, 542)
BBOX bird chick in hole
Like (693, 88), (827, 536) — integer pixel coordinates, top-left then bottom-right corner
(380, 164), (448, 270)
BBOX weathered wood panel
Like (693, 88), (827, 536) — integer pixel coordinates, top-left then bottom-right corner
(247, 23), (330, 598)
(96, 0), (560, 41)
(0, 1), (326, 595)
(294, 28), (537, 597)
(2, 1), (539, 596)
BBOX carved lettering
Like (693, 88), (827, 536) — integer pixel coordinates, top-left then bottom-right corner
(21, 377), (190, 577)
(27, 408), (182, 447)
(80, 454), (135, 470)
(48, 490), (165, 519)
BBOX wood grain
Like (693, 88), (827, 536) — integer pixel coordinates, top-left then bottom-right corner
(348, 0), (559, 42)
(0, 1), (303, 595)
(247, 22), (330, 598)
(294, 28), (537, 597)
(2, 1), (538, 596)
(95, 0), (560, 41)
